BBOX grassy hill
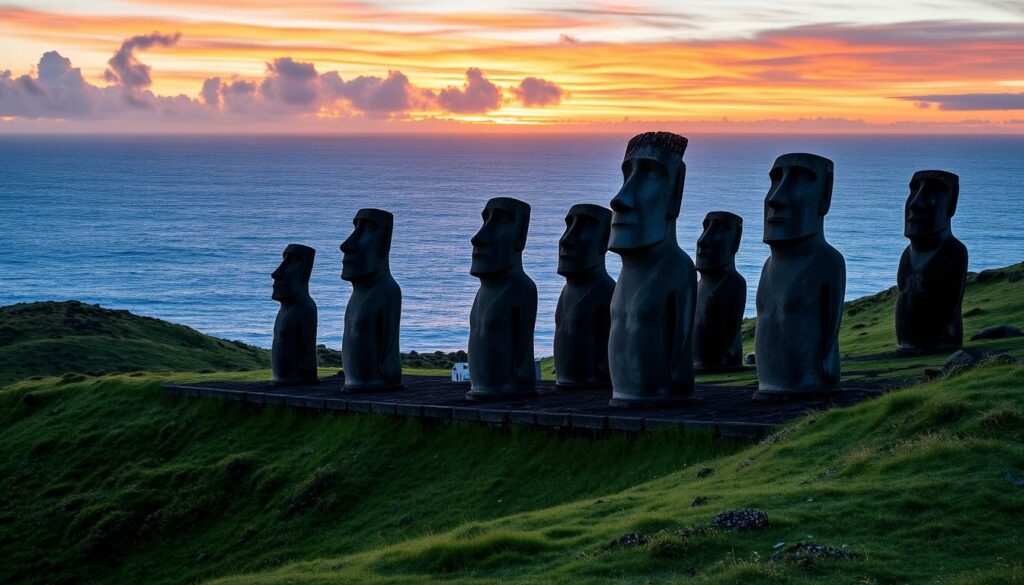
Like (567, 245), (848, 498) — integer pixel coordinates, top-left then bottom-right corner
(0, 301), (268, 386)
(0, 263), (1022, 584)
(0, 301), (466, 386)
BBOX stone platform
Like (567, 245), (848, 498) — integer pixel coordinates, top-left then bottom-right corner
(164, 374), (891, 440)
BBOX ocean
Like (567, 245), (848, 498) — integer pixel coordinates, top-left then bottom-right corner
(1, 134), (1021, 353)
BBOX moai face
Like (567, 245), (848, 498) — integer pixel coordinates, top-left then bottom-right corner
(696, 211), (742, 271)
(470, 197), (531, 277)
(763, 153), (834, 244)
(609, 132), (687, 252)
(905, 170), (959, 240)
(341, 208), (393, 282)
(558, 204), (612, 276)
(271, 244), (315, 301)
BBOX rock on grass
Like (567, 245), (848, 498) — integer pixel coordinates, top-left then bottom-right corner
(770, 542), (855, 565)
(971, 324), (1023, 340)
(605, 532), (649, 549)
(710, 508), (769, 531)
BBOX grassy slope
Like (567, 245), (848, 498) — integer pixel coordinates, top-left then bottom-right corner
(0, 301), (268, 386)
(209, 363), (1024, 585)
(0, 263), (1021, 585)
(0, 301), (457, 384)
(0, 376), (734, 585)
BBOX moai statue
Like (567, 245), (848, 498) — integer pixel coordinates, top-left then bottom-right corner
(554, 204), (615, 389)
(694, 211), (746, 373)
(896, 170), (968, 355)
(754, 153), (846, 400)
(466, 197), (538, 400)
(607, 132), (697, 408)
(271, 244), (318, 386)
(340, 209), (402, 391)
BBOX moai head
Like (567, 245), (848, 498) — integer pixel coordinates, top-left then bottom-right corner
(470, 197), (531, 277)
(341, 208), (394, 282)
(763, 153), (834, 244)
(558, 204), (612, 276)
(696, 211), (743, 271)
(904, 170), (959, 240)
(609, 131), (687, 252)
(271, 244), (315, 302)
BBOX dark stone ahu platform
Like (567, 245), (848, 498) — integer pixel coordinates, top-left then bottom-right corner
(164, 374), (889, 440)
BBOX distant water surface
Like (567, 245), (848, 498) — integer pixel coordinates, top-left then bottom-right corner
(1, 134), (1021, 353)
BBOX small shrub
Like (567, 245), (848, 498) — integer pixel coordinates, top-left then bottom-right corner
(979, 408), (1024, 430)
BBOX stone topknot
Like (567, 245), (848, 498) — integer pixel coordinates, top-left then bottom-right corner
(625, 131), (688, 159)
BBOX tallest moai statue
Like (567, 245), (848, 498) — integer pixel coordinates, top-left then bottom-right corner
(607, 131), (697, 408)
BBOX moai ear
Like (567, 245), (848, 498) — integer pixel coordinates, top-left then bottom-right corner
(732, 219), (743, 255)
(515, 205), (531, 252)
(819, 167), (834, 217)
(301, 250), (315, 283)
(667, 161), (685, 220)
(947, 175), (960, 218)
(379, 216), (394, 259)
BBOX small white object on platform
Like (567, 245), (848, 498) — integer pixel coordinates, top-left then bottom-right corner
(451, 362), (470, 382)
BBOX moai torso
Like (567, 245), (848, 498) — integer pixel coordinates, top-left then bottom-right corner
(554, 274), (615, 388)
(468, 274), (537, 396)
(343, 278), (402, 389)
(272, 299), (319, 385)
(694, 269), (746, 371)
(754, 241), (845, 395)
(609, 247), (696, 402)
(896, 237), (967, 354)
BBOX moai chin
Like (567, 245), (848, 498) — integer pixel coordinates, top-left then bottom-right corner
(271, 244), (319, 386)
(466, 197), (538, 400)
(554, 203), (615, 390)
(340, 208), (403, 391)
(896, 170), (968, 355)
(754, 153), (846, 400)
(607, 131), (697, 408)
(694, 211), (747, 373)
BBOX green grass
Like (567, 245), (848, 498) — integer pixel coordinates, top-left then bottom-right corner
(203, 362), (1024, 585)
(0, 375), (734, 585)
(0, 300), (460, 385)
(0, 263), (1022, 584)
(0, 301), (268, 386)
(4, 362), (1020, 584)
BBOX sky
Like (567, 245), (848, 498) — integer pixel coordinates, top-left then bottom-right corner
(1, 0), (1024, 132)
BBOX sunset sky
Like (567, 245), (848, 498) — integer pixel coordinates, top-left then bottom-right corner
(2, 0), (1023, 132)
